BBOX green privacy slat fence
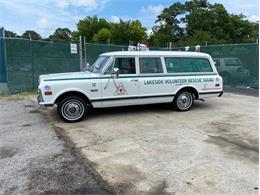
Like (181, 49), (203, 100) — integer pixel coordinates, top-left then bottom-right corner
(168, 44), (259, 88)
(86, 43), (259, 88)
(85, 43), (128, 65)
(0, 38), (7, 83)
(3, 38), (80, 93)
(0, 39), (258, 93)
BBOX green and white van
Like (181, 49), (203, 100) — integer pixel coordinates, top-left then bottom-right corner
(38, 51), (223, 122)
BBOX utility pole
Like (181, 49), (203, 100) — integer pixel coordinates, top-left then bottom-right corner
(169, 42), (172, 51)
(83, 36), (87, 70)
(79, 35), (83, 71)
(0, 27), (9, 94)
(28, 33), (35, 90)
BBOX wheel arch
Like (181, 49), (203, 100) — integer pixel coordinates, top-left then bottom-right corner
(175, 86), (199, 100)
(55, 90), (91, 106)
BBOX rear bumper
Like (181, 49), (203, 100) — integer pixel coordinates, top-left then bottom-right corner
(199, 91), (223, 98)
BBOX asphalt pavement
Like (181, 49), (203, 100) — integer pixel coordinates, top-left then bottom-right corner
(0, 97), (115, 195)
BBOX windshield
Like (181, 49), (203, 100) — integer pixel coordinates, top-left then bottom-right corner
(89, 56), (110, 73)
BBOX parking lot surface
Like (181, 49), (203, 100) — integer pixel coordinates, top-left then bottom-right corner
(42, 93), (259, 194)
(0, 97), (115, 195)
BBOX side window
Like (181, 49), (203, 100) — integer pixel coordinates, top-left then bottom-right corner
(114, 58), (136, 74)
(165, 58), (213, 73)
(139, 57), (163, 74)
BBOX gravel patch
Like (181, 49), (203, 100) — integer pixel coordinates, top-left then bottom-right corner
(0, 98), (115, 195)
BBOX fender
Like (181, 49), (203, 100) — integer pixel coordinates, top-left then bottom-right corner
(175, 85), (200, 99)
(44, 88), (92, 105)
(55, 88), (92, 102)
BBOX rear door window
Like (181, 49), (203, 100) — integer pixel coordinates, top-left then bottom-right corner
(139, 57), (163, 74)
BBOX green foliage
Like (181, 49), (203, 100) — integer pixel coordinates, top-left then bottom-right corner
(48, 28), (72, 42)
(76, 16), (111, 42)
(93, 28), (111, 43)
(182, 30), (224, 46)
(4, 30), (17, 38)
(21, 30), (42, 40)
(4, 0), (259, 47)
(111, 19), (147, 44)
(150, 0), (258, 47)
(74, 16), (147, 45)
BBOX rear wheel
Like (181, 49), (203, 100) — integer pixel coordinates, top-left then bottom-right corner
(172, 90), (194, 111)
(57, 96), (87, 122)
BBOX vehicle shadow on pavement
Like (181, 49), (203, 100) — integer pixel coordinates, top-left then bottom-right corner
(89, 101), (214, 119)
(48, 101), (214, 123)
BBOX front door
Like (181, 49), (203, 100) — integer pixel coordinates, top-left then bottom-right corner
(101, 57), (139, 107)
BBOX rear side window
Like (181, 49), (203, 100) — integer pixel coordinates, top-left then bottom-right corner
(165, 58), (213, 73)
(139, 57), (163, 74)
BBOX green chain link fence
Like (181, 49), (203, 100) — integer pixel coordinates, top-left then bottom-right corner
(0, 40), (258, 93)
(0, 38), (7, 83)
(86, 43), (259, 88)
(85, 43), (128, 65)
(0, 38), (80, 93)
(169, 44), (259, 88)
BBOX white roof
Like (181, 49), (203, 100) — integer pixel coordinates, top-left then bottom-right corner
(100, 51), (210, 58)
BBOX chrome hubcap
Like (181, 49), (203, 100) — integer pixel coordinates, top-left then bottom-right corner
(177, 92), (193, 110)
(61, 99), (84, 121)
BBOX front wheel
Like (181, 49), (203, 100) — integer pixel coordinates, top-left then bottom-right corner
(172, 90), (194, 111)
(57, 96), (87, 122)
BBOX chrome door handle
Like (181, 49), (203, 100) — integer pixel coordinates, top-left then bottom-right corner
(131, 79), (138, 82)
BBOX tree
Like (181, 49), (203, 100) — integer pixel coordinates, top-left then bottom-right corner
(183, 30), (222, 46)
(111, 19), (147, 44)
(93, 28), (111, 43)
(76, 16), (111, 42)
(4, 30), (17, 38)
(73, 16), (147, 45)
(21, 30), (41, 40)
(228, 14), (255, 43)
(149, 0), (258, 46)
(48, 28), (72, 42)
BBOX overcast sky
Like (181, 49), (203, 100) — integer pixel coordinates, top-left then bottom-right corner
(0, 0), (259, 37)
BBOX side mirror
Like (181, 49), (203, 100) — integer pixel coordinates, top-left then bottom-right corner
(112, 68), (119, 79)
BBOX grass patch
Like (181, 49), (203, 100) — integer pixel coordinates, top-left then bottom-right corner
(0, 91), (37, 101)
(4, 95), (25, 102)
(19, 91), (38, 96)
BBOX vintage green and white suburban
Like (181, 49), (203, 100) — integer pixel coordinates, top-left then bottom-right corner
(38, 51), (223, 122)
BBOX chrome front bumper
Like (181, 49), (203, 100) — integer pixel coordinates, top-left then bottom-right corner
(37, 90), (47, 109)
